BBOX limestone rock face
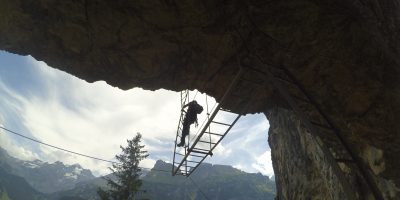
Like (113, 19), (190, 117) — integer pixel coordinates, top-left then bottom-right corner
(0, 0), (399, 199)
(268, 107), (399, 199)
(268, 107), (347, 199)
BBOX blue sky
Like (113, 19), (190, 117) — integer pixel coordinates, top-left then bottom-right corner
(0, 51), (273, 177)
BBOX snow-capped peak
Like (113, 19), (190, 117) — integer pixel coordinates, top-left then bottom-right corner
(22, 159), (45, 168)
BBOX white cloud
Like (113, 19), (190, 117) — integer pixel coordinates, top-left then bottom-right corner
(18, 84), (180, 175)
(233, 164), (244, 171)
(212, 143), (232, 157)
(140, 158), (157, 170)
(0, 128), (39, 161)
(252, 150), (274, 178)
(0, 57), (182, 175)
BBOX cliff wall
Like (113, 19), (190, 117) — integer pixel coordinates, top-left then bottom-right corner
(0, 0), (399, 199)
(267, 107), (399, 199)
(268, 107), (346, 199)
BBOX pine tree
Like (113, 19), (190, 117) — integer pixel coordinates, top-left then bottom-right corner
(98, 133), (149, 200)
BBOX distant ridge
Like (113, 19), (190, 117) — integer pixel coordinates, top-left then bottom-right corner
(0, 147), (275, 200)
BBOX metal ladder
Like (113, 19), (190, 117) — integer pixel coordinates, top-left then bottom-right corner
(243, 56), (384, 199)
(172, 68), (259, 176)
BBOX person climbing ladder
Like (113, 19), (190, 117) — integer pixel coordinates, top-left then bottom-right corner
(177, 100), (203, 147)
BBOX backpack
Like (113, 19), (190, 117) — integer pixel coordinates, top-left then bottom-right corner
(194, 103), (203, 114)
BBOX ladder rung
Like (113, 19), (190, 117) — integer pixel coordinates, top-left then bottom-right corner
(211, 121), (231, 126)
(176, 152), (186, 156)
(193, 147), (210, 152)
(190, 153), (208, 158)
(187, 160), (200, 163)
(191, 150), (212, 155)
(186, 165), (196, 169)
(187, 154), (203, 158)
(204, 131), (224, 136)
(198, 140), (217, 145)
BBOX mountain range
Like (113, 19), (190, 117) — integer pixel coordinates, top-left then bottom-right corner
(0, 147), (95, 194)
(0, 147), (275, 200)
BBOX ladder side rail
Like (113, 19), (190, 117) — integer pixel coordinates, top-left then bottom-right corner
(185, 118), (191, 175)
(243, 65), (356, 199)
(206, 95), (212, 157)
(172, 90), (190, 176)
(184, 147), (188, 175)
(172, 91), (185, 175)
(173, 69), (243, 175)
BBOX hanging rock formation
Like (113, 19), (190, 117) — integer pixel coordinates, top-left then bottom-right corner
(0, 0), (399, 199)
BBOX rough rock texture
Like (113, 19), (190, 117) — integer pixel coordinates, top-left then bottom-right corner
(268, 107), (347, 199)
(0, 0), (399, 199)
(267, 107), (400, 199)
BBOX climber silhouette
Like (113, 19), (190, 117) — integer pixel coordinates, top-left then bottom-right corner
(177, 100), (203, 147)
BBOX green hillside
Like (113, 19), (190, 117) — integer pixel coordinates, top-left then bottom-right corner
(55, 160), (276, 200)
(141, 161), (275, 200)
(0, 146), (275, 200)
